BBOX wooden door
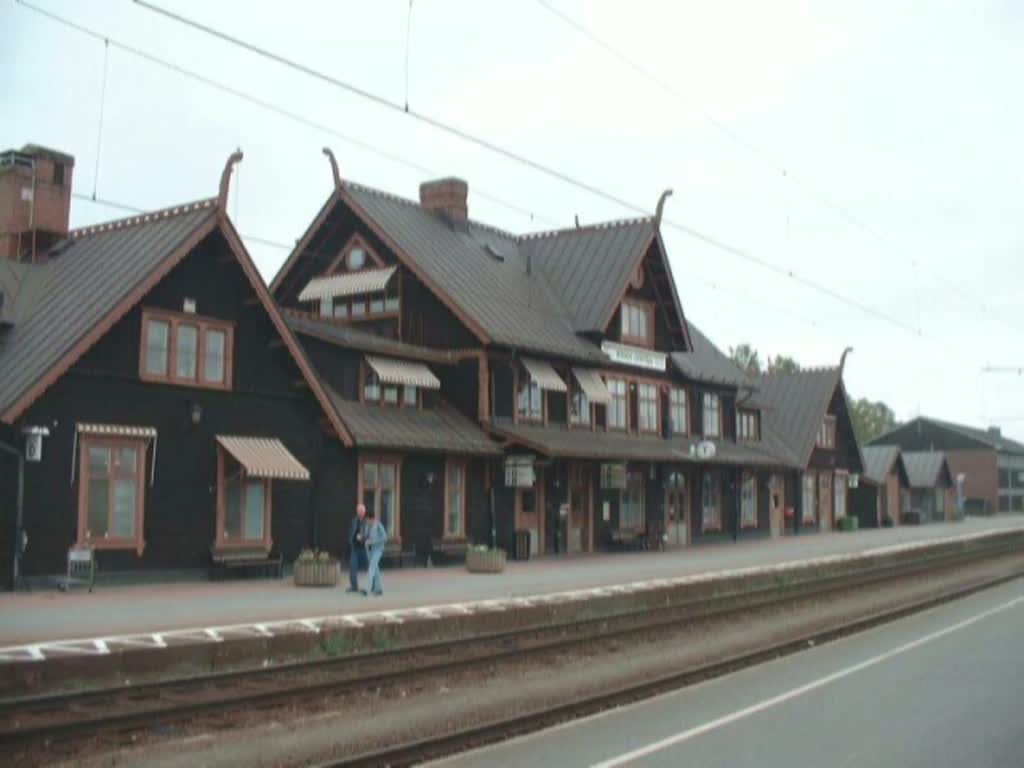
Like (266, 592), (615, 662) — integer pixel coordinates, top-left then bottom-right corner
(769, 473), (784, 537)
(515, 477), (543, 556)
(665, 486), (688, 547)
(818, 472), (833, 531)
(568, 465), (592, 553)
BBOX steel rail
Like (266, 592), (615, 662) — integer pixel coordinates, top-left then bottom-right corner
(0, 537), (1019, 750)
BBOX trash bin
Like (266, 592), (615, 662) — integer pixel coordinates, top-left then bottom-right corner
(514, 529), (531, 561)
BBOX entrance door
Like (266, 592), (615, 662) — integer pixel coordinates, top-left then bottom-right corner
(516, 472), (544, 556)
(769, 473), (784, 537)
(665, 487), (688, 547)
(818, 472), (833, 531)
(568, 464), (591, 553)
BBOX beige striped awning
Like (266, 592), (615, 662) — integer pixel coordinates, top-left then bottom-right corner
(366, 355), (441, 389)
(298, 266), (396, 302)
(77, 423), (157, 438)
(572, 368), (612, 404)
(522, 357), (567, 392)
(216, 436), (310, 481)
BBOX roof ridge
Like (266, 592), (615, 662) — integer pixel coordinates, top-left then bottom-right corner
(760, 364), (839, 378)
(68, 198), (217, 239)
(517, 215), (653, 243)
(343, 179), (519, 240)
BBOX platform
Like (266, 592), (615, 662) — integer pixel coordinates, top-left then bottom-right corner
(1, 516), (1021, 662)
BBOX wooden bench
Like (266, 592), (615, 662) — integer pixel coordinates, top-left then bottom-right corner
(607, 529), (648, 551)
(209, 546), (283, 580)
(379, 542), (417, 569)
(431, 538), (469, 563)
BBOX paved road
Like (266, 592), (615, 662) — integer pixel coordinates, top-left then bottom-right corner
(434, 578), (1024, 768)
(2, 516), (1020, 645)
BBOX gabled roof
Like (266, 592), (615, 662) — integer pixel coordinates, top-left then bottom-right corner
(861, 445), (910, 487)
(870, 416), (1024, 456)
(670, 323), (752, 389)
(0, 198), (352, 446)
(902, 451), (954, 489)
(757, 366), (850, 469)
(519, 218), (654, 333)
(325, 386), (500, 456)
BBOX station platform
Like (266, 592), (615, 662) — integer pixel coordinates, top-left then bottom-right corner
(1, 516), (1021, 662)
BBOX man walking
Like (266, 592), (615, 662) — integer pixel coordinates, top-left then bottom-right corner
(346, 503), (368, 594)
(365, 509), (388, 597)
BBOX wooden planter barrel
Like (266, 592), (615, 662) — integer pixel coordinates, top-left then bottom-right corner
(293, 559), (340, 587)
(465, 548), (506, 574)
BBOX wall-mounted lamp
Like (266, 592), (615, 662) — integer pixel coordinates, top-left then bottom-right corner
(423, 472), (437, 488)
(190, 402), (203, 426)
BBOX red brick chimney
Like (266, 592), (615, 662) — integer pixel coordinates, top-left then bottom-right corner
(419, 177), (468, 225)
(0, 144), (75, 261)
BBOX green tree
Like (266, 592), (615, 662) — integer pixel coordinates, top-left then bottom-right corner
(729, 343), (762, 376)
(849, 398), (897, 444)
(766, 355), (800, 374)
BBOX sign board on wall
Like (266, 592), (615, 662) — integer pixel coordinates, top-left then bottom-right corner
(602, 501), (611, 522)
(600, 341), (667, 372)
(600, 463), (627, 490)
(504, 456), (535, 488)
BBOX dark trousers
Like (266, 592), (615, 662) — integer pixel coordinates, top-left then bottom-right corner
(348, 548), (367, 589)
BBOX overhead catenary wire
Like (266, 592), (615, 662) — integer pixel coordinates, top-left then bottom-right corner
(534, 0), (1022, 335)
(129, 0), (926, 338)
(14, 0), (555, 229)
(91, 37), (110, 200)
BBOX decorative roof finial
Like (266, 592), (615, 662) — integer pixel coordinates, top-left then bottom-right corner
(323, 147), (342, 191)
(654, 189), (674, 230)
(840, 346), (853, 373)
(218, 149), (243, 210)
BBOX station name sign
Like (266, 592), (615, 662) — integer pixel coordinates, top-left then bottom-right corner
(600, 341), (667, 372)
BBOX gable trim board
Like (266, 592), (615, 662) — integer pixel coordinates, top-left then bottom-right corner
(2, 205), (355, 447)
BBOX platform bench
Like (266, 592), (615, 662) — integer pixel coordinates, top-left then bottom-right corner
(209, 546), (283, 580)
(380, 542), (417, 569)
(431, 538), (469, 563)
(607, 530), (648, 551)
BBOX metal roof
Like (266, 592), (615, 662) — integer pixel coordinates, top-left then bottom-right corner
(670, 323), (752, 388)
(0, 200), (218, 421)
(756, 367), (843, 469)
(285, 312), (456, 365)
(325, 387), (501, 455)
(861, 445), (910, 487)
(901, 451), (954, 489)
(870, 416), (1024, 456)
(216, 435), (310, 480)
(521, 218), (654, 332)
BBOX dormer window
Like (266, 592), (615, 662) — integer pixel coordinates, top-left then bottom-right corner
(620, 299), (653, 347)
(737, 409), (760, 441)
(347, 246), (367, 270)
(817, 415), (837, 448)
(362, 356), (437, 408)
(702, 392), (721, 438)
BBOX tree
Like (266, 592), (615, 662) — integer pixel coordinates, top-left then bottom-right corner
(729, 343), (762, 376)
(849, 398), (897, 444)
(766, 355), (800, 374)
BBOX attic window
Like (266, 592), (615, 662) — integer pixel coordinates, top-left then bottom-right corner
(347, 247), (366, 270)
(484, 243), (505, 262)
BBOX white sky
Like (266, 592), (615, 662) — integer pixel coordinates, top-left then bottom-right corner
(3, 0), (1022, 440)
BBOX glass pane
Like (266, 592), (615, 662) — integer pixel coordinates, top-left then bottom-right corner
(176, 325), (198, 379)
(145, 320), (169, 375)
(380, 488), (393, 530)
(365, 373), (380, 401)
(113, 478), (136, 537)
(370, 296), (385, 313)
(363, 489), (376, 513)
(384, 386), (399, 404)
(320, 297), (333, 317)
(334, 302), (349, 319)
(225, 475), (242, 539)
(403, 385), (417, 406)
(205, 329), (226, 383)
(363, 462), (378, 488)
(244, 481), (264, 540)
(348, 247), (366, 270)
(117, 446), (137, 473)
(385, 296), (400, 312)
(381, 464), (396, 489)
(87, 478), (110, 538)
(620, 307), (629, 335)
(351, 301), (365, 316)
(88, 446), (110, 474)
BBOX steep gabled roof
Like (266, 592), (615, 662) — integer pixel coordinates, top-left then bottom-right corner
(902, 451), (954, 489)
(862, 445), (909, 487)
(870, 416), (1024, 456)
(520, 218), (654, 332)
(0, 199), (352, 446)
(670, 323), (752, 388)
(756, 367), (842, 468)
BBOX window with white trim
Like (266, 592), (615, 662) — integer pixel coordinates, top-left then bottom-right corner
(362, 459), (399, 536)
(702, 393), (721, 437)
(141, 309), (233, 390)
(78, 437), (147, 553)
(740, 471), (757, 527)
(669, 387), (688, 435)
(620, 471), (645, 529)
(802, 473), (817, 523)
(638, 382), (658, 433)
(570, 383), (591, 426)
(606, 378), (628, 430)
(516, 371), (543, 421)
(702, 472), (721, 531)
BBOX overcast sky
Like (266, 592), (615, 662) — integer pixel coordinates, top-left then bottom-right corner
(3, 0), (1022, 440)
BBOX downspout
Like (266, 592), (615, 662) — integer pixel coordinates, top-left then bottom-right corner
(0, 440), (24, 590)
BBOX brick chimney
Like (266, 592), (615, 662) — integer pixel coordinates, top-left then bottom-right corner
(0, 144), (75, 261)
(419, 177), (468, 226)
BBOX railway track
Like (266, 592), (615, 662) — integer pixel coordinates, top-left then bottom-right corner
(0, 535), (1020, 756)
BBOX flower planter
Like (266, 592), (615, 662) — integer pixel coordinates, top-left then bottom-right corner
(837, 516), (859, 532)
(465, 548), (506, 574)
(293, 558), (340, 587)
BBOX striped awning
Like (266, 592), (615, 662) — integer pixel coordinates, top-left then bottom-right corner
(298, 266), (396, 302)
(572, 368), (612, 404)
(216, 436), (310, 481)
(521, 357), (567, 392)
(366, 355), (441, 389)
(77, 423), (157, 438)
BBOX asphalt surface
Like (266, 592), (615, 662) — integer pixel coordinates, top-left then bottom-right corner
(433, 577), (1024, 768)
(3, 516), (1021, 646)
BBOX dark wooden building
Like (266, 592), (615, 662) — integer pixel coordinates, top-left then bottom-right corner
(901, 451), (956, 524)
(853, 445), (910, 527)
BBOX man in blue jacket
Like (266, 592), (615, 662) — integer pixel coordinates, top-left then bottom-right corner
(346, 503), (368, 594)
(365, 509), (388, 597)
